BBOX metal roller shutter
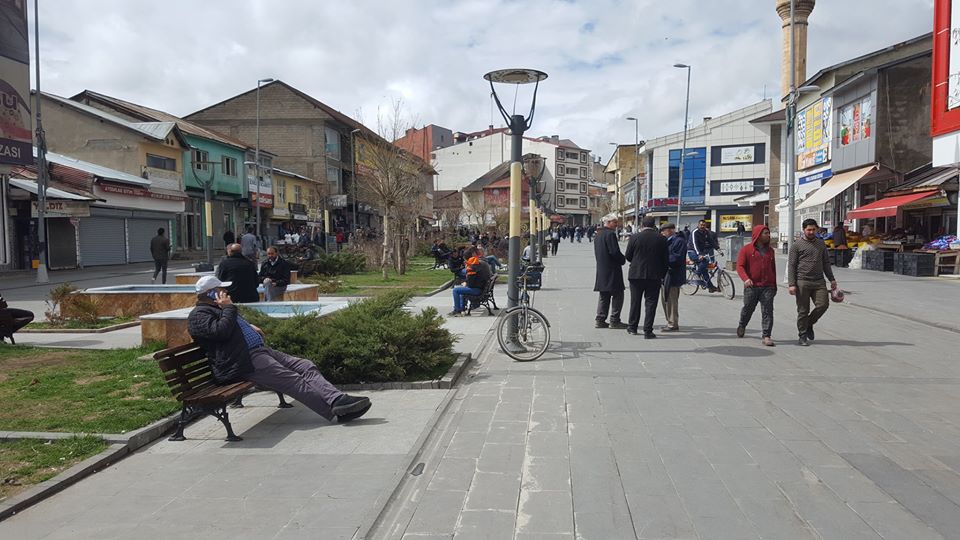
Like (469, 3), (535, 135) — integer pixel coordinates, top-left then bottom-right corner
(128, 219), (169, 263)
(78, 217), (126, 266)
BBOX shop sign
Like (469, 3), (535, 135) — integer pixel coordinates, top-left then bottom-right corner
(288, 202), (308, 221)
(904, 196), (951, 210)
(647, 197), (679, 208)
(798, 167), (833, 186)
(839, 96), (872, 146)
(271, 207), (290, 218)
(796, 97), (832, 170)
(720, 146), (755, 164)
(100, 182), (186, 201)
(719, 180), (755, 194)
(719, 214), (753, 232)
(329, 194), (347, 208)
(31, 200), (90, 218)
(0, 0), (32, 167)
(951, 0), (960, 109)
(250, 191), (273, 209)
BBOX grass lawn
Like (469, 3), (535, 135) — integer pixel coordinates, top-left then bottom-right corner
(26, 317), (135, 330)
(310, 256), (453, 296)
(0, 345), (178, 433)
(0, 436), (107, 501)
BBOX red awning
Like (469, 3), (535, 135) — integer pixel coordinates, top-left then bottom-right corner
(847, 191), (937, 220)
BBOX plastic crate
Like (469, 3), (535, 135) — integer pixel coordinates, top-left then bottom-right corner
(893, 252), (935, 277)
(862, 250), (894, 272)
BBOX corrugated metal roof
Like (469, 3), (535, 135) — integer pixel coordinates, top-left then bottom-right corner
(887, 166), (957, 194)
(9, 178), (97, 200)
(45, 150), (151, 187)
(42, 92), (187, 146)
(128, 121), (177, 140)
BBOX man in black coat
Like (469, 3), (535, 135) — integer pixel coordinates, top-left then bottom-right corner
(216, 243), (260, 303)
(188, 276), (371, 423)
(593, 215), (627, 329)
(259, 246), (293, 302)
(624, 216), (669, 338)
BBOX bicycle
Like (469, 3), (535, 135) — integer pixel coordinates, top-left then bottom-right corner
(681, 250), (737, 300)
(497, 263), (551, 361)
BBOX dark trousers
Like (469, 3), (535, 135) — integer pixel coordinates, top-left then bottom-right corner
(739, 286), (776, 337)
(245, 346), (343, 421)
(796, 280), (829, 337)
(551, 241), (559, 255)
(596, 290), (624, 323)
(0, 308), (35, 341)
(628, 279), (661, 334)
(152, 259), (168, 284)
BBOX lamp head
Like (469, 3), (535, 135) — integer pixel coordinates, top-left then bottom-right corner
(798, 85), (821, 94)
(673, 63), (690, 69)
(483, 69), (548, 84)
(258, 78), (275, 84)
(626, 116), (637, 121)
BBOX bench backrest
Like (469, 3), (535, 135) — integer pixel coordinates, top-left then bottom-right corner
(483, 274), (499, 295)
(154, 343), (216, 401)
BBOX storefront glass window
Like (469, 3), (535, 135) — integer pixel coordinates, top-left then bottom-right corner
(668, 147), (706, 204)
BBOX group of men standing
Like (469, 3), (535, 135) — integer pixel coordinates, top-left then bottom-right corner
(594, 215), (840, 346)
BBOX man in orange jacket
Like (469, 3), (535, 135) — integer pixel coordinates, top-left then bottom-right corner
(736, 225), (777, 346)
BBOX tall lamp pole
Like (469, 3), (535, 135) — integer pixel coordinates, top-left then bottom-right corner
(626, 117), (641, 229)
(33, 0), (48, 283)
(674, 63), (692, 229)
(254, 78), (274, 247)
(485, 68), (547, 350)
(608, 143), (622, 224)
(350, 128), (361, 235)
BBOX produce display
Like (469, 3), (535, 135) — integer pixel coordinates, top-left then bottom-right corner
(922, 235), (958, 251)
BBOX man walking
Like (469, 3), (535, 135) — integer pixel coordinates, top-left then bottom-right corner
(216, 243), (260, 303)
(660, 223), (686, 332)
(259, 246), (293, 302)
(689, 220), (719, 292)
(240, 226), (258, 264)
(188, 276), (371, 423)
(789, 218), (838, 346)
(736, 225), (777, 346)
(624, 216), (669, 338)
(594, 214), (627, 329)
(150, 228), (170, 284)
(550, 228), (560, 256)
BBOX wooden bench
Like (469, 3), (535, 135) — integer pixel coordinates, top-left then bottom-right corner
(154, 342), (292, 442)
(464, 274), (500, 316)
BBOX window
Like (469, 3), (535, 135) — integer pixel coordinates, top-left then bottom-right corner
(276, 178), (286, 204)
(579, 182), (587, 194)
(556, 148), (565, 161)
(192, 149), (209, 171)
(147, 154), (176, 171)
(327, 165), (342, 194)
(556, 164), (564, 177)
(839, 96), (872, 146)
(565, 166), (578, 175)
(566, 197), (579, 206)
(556, 180), (565, 192)
(580, 167), (587, 179)
(566, 182), (578, 191)
(579, 197), (587, 209)
(565, 151), (579, 160)
(556, 195), (565, 207)
(579, 152), (587, 164)
(668, 147), (706, 204)
(324, 127), (341, 157)
(294, 184), (303, 204)
(222, 156), (237, 176)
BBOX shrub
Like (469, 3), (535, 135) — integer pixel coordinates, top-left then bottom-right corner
(44, 283), (78, 327)
(239, 290), (457, 384)
(299, 252), (367, 277)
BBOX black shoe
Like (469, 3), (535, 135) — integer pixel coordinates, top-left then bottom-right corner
(338, 401), (372, 423)
(736, 326), (745, 338)
(332, 395), (371, 417)
(626, 327), (638, 335)
(798, 335), (809, 346)
(661, 326), (679, 332)
(806, 326), (815, 341)
(595, 320), (609, 329)
(609, 321), (628, 329)
(644, 332), (657, 339)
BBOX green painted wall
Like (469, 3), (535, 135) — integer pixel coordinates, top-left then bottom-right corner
(182, 135), (246, 196)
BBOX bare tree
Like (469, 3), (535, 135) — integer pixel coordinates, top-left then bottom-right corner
(356, 100), (424, 279)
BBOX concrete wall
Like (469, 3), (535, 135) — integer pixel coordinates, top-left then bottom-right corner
(876, 54), (932, 174)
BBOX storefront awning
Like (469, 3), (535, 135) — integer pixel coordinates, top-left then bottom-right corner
(9, 178), (96, 201)
(735, 190), (769, 207)
(846, 191), (938, 220)
(796, 165), (876, 210)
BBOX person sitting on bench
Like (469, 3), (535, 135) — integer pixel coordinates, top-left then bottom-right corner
(431, 240), (452, 268)
(449, 246), (467, 281)
(449, 247), (491, 317)
(0, 292), (34, 344)
(187, 276), (371, 423)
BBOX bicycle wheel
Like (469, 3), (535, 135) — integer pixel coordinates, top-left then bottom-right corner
(718, 270), (736, 300)
(496, 306), (550, 362)
(681, 267), (700, 296)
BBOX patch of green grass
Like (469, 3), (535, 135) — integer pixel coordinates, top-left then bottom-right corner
(26, 317), (135, 330)
(0, 344), (178, 433)
(0, 436), (107, 500)
(333, 256), (453, 296)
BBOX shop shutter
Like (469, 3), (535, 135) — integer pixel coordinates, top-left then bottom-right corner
(127, 219), (169, 263)
(78, 217), (126, 266)
(47, 218), (77, 269)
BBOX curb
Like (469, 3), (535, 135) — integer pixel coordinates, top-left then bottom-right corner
(20, 321), (141, 334)
(425, 278), (456, 297)
(338, 352), (472, 391)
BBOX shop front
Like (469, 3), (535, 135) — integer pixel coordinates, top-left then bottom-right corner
(6, 178), (94, 270)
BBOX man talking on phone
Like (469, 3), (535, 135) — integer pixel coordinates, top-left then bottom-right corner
(187, 276), (371, 423)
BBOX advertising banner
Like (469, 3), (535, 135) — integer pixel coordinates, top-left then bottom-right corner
(0, 0), (32, 167)
(796, 97), (833, 170)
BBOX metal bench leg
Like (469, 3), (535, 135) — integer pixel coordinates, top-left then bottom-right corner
(211, 405), (242, 442)
(168, 406), (188, 441)
(485, 303), (494, 316)
(231, 395), (245, 408)
(276, 392), (293, 408)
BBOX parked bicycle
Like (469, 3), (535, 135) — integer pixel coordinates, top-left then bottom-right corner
(497, 263), (551, 361)
(682, 250), (736, 300)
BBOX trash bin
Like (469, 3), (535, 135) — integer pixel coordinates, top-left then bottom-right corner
(721, 236), (745, 271)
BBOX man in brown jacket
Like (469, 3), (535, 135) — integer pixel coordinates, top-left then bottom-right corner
(788, 218), (839, 346)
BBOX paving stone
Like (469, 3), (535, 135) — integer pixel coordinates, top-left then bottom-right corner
(526, 431), (570, 458)
(521, 456), (571, 492)
(404, 490), (467, 535)
(849, 501), (944, 540)
(486, 421), (529, 445)
(454, 509), (516, 539)
(777, 479), (883, 539)
(516, 490), (574, 534)
(463, 471), (521, 511)
(477, 443), (526, 474)
(427, 457), (479, 492)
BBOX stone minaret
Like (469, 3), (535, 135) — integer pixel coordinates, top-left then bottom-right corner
(776, 0), (816, 98)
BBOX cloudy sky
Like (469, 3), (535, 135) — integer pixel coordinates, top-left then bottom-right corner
(27, 0), (932, 161)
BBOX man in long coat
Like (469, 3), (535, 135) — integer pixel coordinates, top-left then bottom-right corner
(594, 214), (627, 329)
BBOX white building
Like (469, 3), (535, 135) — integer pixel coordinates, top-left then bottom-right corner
(432, 129), (593, 226)
(643, 100), (774, 233)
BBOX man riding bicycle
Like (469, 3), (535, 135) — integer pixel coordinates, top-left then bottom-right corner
(688, 220), (721, 293)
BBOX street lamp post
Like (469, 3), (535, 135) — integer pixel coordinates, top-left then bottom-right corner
(33, 0), (49, 283)
(524, 155), (546, 264)
(626, 117), (641, 230)
(608, 143), (622, 224)
(674, 63), (692, 229)
(254, 78), (274, 247)
(484, 68), (547, 349)
(350, 128), (361, 236)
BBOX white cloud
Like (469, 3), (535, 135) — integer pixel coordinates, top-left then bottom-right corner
(28, 0), (932, 162)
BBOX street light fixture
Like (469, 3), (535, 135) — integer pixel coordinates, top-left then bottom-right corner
(626, 117), (641, 229)
(33, 0), (49, 283)
(674, 63), (692, 229)
(254, 77), (274, 249)
(608, 142), (623, 222)
(350, 128), (361, 235)
(523, 154), (546, 263)
(784, 83), (821, 265)
(484, 68), (547, 350)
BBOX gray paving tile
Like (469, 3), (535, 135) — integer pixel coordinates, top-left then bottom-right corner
(405, 490), (467, 535)
(521, 456), (571, 492)
(454, 509), (516, 539)
(486, 421), (529, 445)
(463, 471), (521, 511)
(624, 491), (698, 539)
(777, 480), (882, 539)
(477, 443), (526, 474)
(849, 502), (944, 540)
(526, 431), (570, 458)
(428, 457), (479, 492)
(517, 490), (573, 534)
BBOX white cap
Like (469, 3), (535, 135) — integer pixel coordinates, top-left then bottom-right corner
(602, 213), (618, 224)
(195, 275), (231, 294)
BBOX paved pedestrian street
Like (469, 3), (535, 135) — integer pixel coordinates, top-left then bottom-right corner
(373, 241), (960, 540)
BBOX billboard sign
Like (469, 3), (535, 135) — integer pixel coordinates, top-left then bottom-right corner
(0, 0), (32, 167)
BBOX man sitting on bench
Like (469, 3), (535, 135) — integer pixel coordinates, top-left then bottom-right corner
(187, 276), (371, 423)
(449, 247), (491, 317)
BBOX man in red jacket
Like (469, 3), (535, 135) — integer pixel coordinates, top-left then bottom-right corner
(736, 225), (777, 346)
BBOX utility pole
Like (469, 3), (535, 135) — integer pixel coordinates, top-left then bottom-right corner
(34, 0), (48, 283)
(674, 64), (692, 229)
